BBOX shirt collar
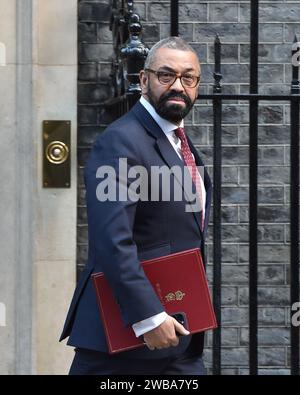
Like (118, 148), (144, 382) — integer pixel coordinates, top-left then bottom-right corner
(139, 96), (184, 137)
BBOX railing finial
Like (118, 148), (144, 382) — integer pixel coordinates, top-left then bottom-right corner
(121, 13), (149, 95)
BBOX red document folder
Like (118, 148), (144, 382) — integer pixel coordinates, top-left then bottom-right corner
(92, 248), (217, 354)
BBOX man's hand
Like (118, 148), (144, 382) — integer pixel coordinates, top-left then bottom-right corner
(143, 314), (190, 350)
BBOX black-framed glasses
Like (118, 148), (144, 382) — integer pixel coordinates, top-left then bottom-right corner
(145, 68), (200, 88)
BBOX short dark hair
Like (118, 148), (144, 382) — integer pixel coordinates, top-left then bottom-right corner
(144, 37), (200, 69)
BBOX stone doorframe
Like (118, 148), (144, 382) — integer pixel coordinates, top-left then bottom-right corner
(0, 0), (77, 374)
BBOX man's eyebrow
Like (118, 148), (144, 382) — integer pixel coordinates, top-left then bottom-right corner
(158, 66), (197, 73)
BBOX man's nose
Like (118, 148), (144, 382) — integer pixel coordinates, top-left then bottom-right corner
(170, 76), (185, 91)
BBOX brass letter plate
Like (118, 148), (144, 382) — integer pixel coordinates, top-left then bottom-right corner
(43, 121), (71, 188)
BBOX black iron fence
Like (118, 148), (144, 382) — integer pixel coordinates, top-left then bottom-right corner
(104, 0), (300, 375)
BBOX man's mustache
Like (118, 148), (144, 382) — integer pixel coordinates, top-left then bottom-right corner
(159, 91), (192, 107)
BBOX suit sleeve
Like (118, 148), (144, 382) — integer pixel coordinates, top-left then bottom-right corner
(85, 130), (165, 326)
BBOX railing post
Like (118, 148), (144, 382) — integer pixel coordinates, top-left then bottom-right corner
(249, 0), (259, 376)
(212, 34), (222, 375)
(290, 35), (300, 376)
(121, 13), (148, 101)
(170, 0), (179, 36)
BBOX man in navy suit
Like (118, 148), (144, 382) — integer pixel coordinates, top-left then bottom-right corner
(60, 36), (212, 375)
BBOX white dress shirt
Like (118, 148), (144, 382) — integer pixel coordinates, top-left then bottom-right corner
(132, 96), (206, 338)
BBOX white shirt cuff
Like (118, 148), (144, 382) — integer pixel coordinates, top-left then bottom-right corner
(132, 312), (168, 338)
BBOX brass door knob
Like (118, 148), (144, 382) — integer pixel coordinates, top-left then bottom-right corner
(45, 141), (69, 164)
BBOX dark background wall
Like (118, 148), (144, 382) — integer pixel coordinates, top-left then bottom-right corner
(77, 0), (300, 374)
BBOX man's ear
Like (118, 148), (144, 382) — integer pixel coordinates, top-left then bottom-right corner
(139, 70), (148, 94)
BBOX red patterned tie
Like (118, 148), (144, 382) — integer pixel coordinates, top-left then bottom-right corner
(175, 127), (204, 230)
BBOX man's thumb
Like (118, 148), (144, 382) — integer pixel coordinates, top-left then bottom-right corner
(173, 318), (190, 336)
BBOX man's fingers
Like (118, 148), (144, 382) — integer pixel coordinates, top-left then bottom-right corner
(143, 315), (189, 351)
(172, 318), (190, 336)
(145, 339), (178, 350)
(145, 343), (155, 351)
(171, 337), (180, 347)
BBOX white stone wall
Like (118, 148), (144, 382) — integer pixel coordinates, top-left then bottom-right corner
(0, 0), (19, 375)
(0, 0), (77, 374)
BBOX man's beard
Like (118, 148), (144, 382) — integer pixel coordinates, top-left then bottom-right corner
(147, 85), (195, 123)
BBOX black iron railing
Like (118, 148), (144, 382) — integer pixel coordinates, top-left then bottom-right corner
(105, 0), (300, 375)
(106, 0), (148, 117)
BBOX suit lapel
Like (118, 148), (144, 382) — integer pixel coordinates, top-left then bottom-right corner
(132, 102), (211, 235)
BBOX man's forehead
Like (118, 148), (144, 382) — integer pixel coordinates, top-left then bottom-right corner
(152, 47), (200, 71)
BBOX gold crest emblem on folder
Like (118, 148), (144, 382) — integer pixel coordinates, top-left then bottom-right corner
(165, 290), (186, 302)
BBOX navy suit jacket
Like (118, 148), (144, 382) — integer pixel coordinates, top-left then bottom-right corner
(60, 101), (212, 359)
